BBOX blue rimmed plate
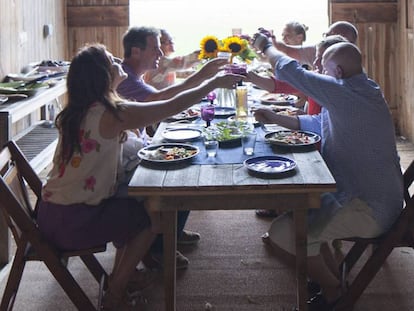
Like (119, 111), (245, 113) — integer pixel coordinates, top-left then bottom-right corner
(244, 155), (297, 176)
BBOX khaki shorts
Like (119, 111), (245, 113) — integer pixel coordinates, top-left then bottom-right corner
(268, 197), (383, 256)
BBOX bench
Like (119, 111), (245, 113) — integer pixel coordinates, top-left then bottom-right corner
(0, 80), (66, 267)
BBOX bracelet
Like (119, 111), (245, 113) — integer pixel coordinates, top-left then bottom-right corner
(262, 42), (273, 53)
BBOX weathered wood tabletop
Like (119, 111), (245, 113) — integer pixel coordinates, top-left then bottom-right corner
(128, 119), (336, 311)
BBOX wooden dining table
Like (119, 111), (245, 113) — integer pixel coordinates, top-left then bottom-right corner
(128, 117), (336, 311)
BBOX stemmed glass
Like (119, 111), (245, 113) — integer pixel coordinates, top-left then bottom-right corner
(201, 104), (215, 127)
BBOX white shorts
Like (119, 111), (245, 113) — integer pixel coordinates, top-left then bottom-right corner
(268, 195), (383, 256)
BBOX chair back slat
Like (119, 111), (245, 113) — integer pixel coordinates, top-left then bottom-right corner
(0, 141), (108, 311)
(403, 160), (414, 204)
(0, 141), (41, 243)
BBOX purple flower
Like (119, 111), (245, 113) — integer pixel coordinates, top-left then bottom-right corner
(207, 91), (216, 102)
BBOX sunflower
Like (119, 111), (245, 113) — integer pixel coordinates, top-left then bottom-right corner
(199, 35), (220, 59)
(222, 36), (246, 55)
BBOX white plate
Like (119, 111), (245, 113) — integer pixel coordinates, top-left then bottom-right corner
(0, 95), (8, 105)
(138, 143), (199, 163)
(162, 128), (202, 142)
(260, 93), (298, 106)
(214, 107), (236, 117)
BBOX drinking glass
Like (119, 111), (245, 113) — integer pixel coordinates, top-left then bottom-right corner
(242, 131), (257, 156)
(204, 139), (219, 157)
(201, 104), (215, 127)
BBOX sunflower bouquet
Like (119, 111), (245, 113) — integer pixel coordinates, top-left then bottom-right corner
(198, 35), (257, 63)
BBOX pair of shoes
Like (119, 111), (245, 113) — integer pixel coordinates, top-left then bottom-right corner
(177, 230), (201, 245)
(143, 250), (189, 270)
(255, 209), (279, 217)
(126, 268), (158, 294)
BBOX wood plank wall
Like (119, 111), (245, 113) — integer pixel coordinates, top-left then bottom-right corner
(0, 0), (67, 139)
(66, 0), (129, 59)
(329, 0), (400, 130)
(0, 0), (67, 265)
(398, 0), (414, 142)
(0, 0), (67, 78)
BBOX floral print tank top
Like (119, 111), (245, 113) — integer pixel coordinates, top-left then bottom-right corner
(42, 103), (121, 205)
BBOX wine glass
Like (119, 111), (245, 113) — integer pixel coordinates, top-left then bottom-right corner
(201, 104), (215, 127)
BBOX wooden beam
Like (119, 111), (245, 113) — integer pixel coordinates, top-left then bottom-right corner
(67, 5), (129, 27)
(331, 3), (397, 23)
(331, 0), (396, 2)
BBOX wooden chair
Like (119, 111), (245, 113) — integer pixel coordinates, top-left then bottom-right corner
(334, 160), (414, 311)
(0, 140), (108, 311)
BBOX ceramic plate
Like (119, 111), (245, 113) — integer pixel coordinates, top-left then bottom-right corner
(265, 130), (321, 147)
(168, 108), (200, 121)
(260, 93), (298, 106)
(244, 155), (297, 175)
(213, 107), (236, 117)
(0, 95), (8, 105)
(0, 81), (49, 97)
(227, 115), (259, 127)
(162, 128), (202, 142)
(138, 143), (199, 163)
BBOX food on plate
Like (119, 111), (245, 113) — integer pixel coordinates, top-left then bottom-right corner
(169, 108), (200, 120)
(260, 93), (298, 105)
(204, 120), (252, 142)
(140, 146), (198, 161)
(268, 105), (300, 116)
(265, 131), (319, 146)
(0, 81), (49, 96)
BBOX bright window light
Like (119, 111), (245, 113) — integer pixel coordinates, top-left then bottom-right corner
(130, 0), (329, 55)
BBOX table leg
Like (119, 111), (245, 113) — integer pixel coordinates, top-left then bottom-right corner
(294, 208), (307, 311)
(163, 210), (177, 311)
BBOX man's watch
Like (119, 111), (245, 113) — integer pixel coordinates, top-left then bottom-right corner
(262, 42), (273, 53)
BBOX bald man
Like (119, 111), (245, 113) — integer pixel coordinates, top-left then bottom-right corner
(252, 36), (403, 310)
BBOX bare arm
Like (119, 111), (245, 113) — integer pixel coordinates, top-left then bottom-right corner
(253, 107), (300, 130)
(245, 71), (276, 92)
(143, 58), (229, 101)
(101, 73), (243, 138)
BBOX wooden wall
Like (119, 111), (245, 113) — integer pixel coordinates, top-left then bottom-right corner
(0, 0), (67, 79)
(329, 0), (400, 130)
(66, 0), (129, 59)
(0, 0), (67, 265)
(398, 0), (414, 142)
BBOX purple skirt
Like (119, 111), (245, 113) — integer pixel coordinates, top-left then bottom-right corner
(37, 197), (151, 251)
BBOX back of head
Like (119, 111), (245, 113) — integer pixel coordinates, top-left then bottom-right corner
(322, 42), (363, 78)
(123, 26), (160, 58)
(317, 34), (348, 50)
(67, 43), (112, 106)
(61, 43), (114, 163)
(326, 21), (358, 44)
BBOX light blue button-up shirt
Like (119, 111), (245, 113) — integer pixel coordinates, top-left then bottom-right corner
(274, 56), (403, 231)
